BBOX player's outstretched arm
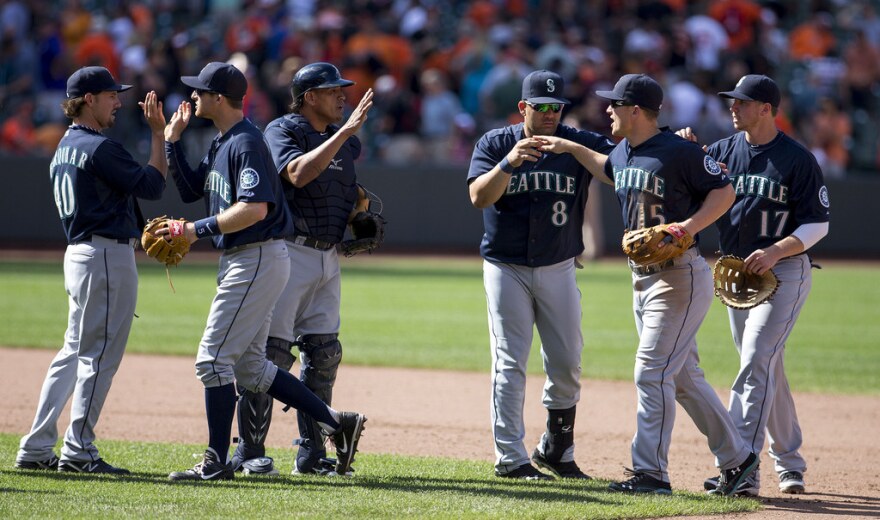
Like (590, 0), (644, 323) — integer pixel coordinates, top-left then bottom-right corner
(679, 183), (735, 236)
(536, 136), (612, 185)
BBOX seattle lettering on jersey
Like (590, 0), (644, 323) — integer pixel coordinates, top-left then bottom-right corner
(506, 170), (576, 195)
(204, 170), (232, 205)
(613, 167), (665, 198)
(731, 173), (788, 203)
(50, 146), (89, 170)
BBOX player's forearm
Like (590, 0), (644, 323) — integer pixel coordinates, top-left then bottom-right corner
(165, 140), (204, 203)
(681, 184), (735, 235)
(147, 133), (168, 178)
(284, 131), (350, 187)
(469, 167), (510, 208)
(566, 143), (611, 184)
(214, 202), (269, 234)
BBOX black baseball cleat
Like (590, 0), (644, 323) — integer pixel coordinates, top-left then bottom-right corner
(15, 454), (59, 471)
(169, 448), (234, 481)
(608, 469), (672, 495)
(293, 456), (351, 476)
(495, 463), (554, 480)
(58, 458), (130, 475)
(331, 412), (366, 476)
(779, 471), (805, 494)
(710, 452), (759, 497)
(531, 448), (591, 479)
(704, 473), (760, 497)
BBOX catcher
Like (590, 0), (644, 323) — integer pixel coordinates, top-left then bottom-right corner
(228, 62), (378, 477)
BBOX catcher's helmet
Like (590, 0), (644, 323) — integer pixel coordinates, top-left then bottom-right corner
(291, 62), (354, 100)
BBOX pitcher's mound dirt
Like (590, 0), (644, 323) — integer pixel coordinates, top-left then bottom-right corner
(3, 347), (878, 518)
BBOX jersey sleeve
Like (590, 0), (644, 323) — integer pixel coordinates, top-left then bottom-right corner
(682, 141), (730, 196)
(264, 118), (306, 176)
(467, 133), (502, 183)
(788, 152), (831, 224)
(90, 139), (157, 195)
(165, 140), (207, 203)
(233, 134), (276, 205)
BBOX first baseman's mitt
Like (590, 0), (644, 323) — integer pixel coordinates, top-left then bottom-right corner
(713, 255), (779, 309)
(622, 223), (694, 266)
(141, 215), (191, 267)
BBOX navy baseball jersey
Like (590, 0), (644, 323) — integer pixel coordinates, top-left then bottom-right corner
(166, 119), (293, 249)
(604, 129), (730, 235)
(467, 123), (614, 266)
(263, 113), (360, 243)
(706, 131), (830, 258)
(50, 125), (165, 243)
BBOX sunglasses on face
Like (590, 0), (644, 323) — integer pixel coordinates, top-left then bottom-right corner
(527, 102), (563, 113)
(611, 100), (633, 107)
(196, 89), (218, 96)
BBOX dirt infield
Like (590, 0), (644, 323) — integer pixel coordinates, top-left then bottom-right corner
(3, 346), (878, 519)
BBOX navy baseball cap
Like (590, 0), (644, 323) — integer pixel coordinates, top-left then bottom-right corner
(66, 66), (132, 98)
(595, 74), (663, 112)
(719, 75), (781, 107)
(181, 62), (248, 101)
(522, 70), (570, 104)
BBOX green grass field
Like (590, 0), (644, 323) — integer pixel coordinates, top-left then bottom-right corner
(1, 256), (877, 393)
(0, 434), (760, 519)
(1, 255), (876, 519)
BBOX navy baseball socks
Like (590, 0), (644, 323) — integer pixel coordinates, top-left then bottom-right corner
(169, 384), (237, 481)
(268, 370), (366, 476)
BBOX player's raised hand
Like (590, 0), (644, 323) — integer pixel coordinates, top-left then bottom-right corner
(507, 137), (545, 167)
(341, 88), (374, 136)
(139, 91), (166, 135)
(165, 101), (191, 142)
(534, 135), (571, 155)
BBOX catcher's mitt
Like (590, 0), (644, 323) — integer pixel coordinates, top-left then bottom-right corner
(141, 215), (191, 267)
(713, 255), (779, 309)
(340, 211), (386, 257)
(622, 223), (694, 266)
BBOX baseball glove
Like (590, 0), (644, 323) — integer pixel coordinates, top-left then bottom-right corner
(713, 255), (779, 309)
(340, 211), (386, 257)
(622, 223), (694, 266)
(141, 215), (191, 267)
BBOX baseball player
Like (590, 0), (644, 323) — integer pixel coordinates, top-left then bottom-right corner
(15, 67), (167, 474)
(467, 70), (615, 480)
(678, 75), (830, 496)
(161, 62), (366, 481)
(230, 62), (373, 476)
(584, 74), (758, 495)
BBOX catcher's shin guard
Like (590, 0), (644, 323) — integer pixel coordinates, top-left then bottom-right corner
(540, 406), (577, 462)
(232, 338), (295, 470)
(294, 334), (342, 470)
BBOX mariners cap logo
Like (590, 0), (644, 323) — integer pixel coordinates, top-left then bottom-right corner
(704, 155), (722, 175)
(546, 78), (556, 93)
(240, 168), (260, 190)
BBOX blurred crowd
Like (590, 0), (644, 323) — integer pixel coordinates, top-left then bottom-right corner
(2, 0), (879, 177)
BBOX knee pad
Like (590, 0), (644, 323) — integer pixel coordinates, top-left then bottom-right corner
(235, 386), (274, 456)
(266, 336), (296, 372)
(295, 334), (342, 403)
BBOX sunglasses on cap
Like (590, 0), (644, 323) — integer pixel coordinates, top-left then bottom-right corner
(526, 102), (563, 113)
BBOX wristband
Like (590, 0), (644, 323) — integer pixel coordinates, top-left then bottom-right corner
(194, 216), (221, 238)
(498, 157), (514, 174)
